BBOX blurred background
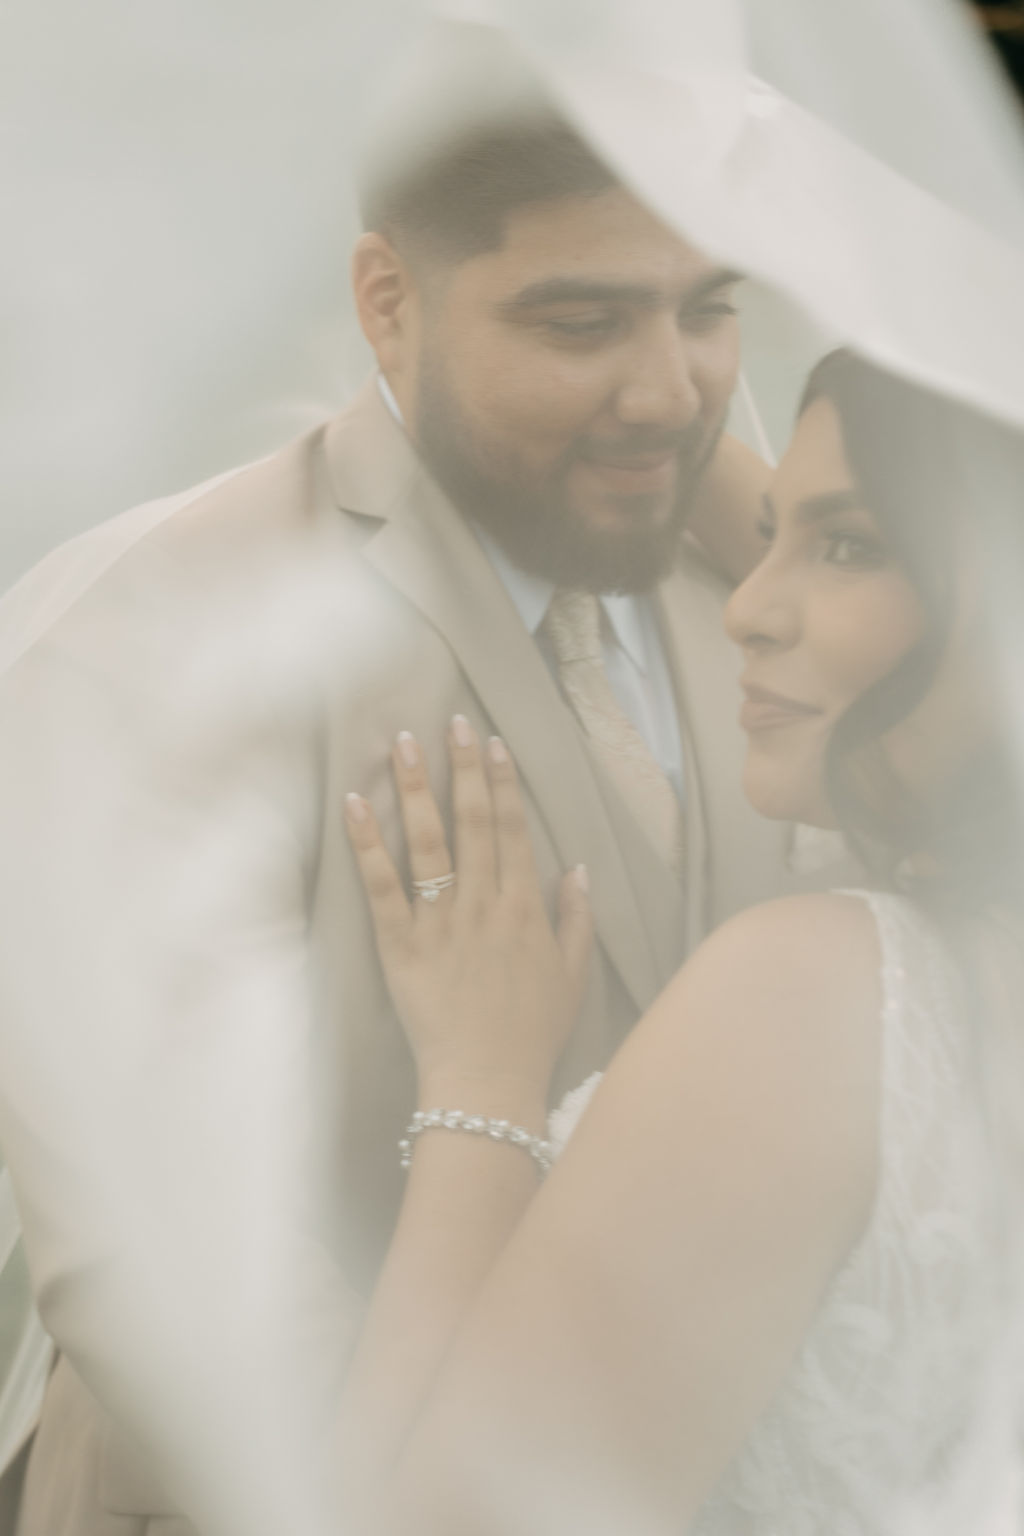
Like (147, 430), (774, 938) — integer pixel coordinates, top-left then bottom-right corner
(1, 1), (408, 586)
(972, 2), (1024, 97)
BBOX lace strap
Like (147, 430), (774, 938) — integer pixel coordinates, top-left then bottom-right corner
(833, 887), (913, 1032)
(835, 887), (968, 1249)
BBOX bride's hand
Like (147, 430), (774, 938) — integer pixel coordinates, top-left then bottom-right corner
(344, 718), (592, 1102)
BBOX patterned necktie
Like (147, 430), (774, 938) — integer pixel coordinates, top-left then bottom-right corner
(543, 589), (682, 867)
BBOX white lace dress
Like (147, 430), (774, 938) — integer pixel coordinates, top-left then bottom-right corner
(548, 891), (1023, 1535)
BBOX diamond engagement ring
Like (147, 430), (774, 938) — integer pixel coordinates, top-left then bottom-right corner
(411, 873), (457, 903)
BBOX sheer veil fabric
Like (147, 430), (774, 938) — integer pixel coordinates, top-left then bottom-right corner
(429, 0), (1024, 426)
(2, 1), (1024, 1532)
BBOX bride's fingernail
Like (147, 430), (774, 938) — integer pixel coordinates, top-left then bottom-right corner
(345, 792), (369, 823)
(487, 736), (509, 765)
(451, 714), (474, 748)
(396, 731), (419, 768)
(574, 863), (589, 893)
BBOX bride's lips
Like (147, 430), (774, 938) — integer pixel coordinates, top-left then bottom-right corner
(739, 684), (825, 732)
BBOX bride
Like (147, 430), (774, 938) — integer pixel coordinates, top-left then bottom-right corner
(339, 348), (1024, 1533)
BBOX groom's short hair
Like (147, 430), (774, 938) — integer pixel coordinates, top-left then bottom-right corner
(360, 113), (618, 267)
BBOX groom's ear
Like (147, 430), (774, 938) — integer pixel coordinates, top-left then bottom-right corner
(352, 233), (421, 379)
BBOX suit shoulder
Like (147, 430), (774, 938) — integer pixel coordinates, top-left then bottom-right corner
(142, 421), (333, 569)
(0, 422), (337, 674)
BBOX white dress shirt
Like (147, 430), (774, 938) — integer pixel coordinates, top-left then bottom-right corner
(376, 374), (685, 802)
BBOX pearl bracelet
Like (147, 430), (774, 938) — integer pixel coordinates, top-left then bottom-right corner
(399, 1108), (554, 1177)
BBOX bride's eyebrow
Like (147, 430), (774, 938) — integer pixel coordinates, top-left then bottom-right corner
(793, 490), (864, 525)
(762, 487), (867, 529)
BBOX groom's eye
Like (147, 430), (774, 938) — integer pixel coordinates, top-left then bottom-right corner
(757, 492), (777, 546)
(680, 301), (739, 335)
(542, 310), (623, 343)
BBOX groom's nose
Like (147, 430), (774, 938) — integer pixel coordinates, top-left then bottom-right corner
(611, 316), (702, 430)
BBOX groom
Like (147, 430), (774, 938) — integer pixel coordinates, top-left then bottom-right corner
(0, 98), (788, 1534)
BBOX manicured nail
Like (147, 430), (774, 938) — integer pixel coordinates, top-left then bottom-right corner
(487, 736), (509, 765)
(574, 863), (589, 893)
(451, 714), (474, 748)
(345, 792), (369, 823)
(396, 731), (419, 768)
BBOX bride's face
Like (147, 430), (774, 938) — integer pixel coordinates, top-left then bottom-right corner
(724, 397), (925, 826)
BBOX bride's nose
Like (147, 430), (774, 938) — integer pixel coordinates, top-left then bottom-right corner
(724, 560), (800, 652)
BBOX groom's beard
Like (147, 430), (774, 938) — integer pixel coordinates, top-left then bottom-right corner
(414, 359), (724, 595)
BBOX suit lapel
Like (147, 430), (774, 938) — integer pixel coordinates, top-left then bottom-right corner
(655, 554), (722, 952)
(323, 383), (665, 1012)
(576, 751), (688, 982)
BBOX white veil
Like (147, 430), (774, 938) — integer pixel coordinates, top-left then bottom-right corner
(2, 2), (1024, 1532)
(4, 0), (1023, 578)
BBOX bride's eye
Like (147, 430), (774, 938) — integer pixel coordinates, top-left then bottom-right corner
(822, 529), (887, 569)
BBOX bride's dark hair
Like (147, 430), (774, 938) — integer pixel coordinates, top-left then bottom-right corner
(799, 349), (1024, 909)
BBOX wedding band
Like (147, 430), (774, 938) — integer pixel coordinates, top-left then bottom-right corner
(411, 873), (457, 903)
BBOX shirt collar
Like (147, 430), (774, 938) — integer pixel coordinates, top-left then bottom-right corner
(479, 527), (649, 671)
(474, 527), (555, 637)
(601, 591), (651, 673)
(376, 372), (405, 430)
(376, 373), (648, 669)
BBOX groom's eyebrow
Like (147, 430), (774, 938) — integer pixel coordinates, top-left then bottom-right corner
(498, 268), (743, 314)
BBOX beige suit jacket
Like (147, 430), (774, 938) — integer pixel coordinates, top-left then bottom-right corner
(0, 380), (790, 1532)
